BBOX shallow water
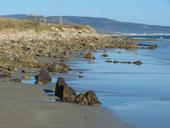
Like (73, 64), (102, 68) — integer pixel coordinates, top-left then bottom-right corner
(23, 40), (170, 128)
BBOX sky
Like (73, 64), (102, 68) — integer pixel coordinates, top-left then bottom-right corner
(0, 0), (170, 26)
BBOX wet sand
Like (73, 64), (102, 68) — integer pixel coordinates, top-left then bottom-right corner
(0, 80), (130, 128)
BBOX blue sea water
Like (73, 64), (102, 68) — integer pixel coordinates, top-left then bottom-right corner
(23, 38), (170, 128)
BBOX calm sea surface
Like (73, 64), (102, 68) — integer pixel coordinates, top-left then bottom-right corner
(24, 37), (170, 128)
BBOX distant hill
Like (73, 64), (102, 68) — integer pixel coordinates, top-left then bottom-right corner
(2, 14), (170, 34)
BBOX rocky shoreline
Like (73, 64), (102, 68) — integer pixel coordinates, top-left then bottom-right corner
(0, 18), (155, 106)
(0, 19), (138, 74)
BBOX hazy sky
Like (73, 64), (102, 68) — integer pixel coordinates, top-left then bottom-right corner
(0, 0), (170, 26)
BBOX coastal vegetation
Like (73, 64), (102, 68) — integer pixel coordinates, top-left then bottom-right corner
(3, 14), (170, 34)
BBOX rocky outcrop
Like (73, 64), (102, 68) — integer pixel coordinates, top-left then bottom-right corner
(138, 44), (158, 49)
(55, 77), (77, 102)
(47, 63), (71, 73)
(35, 70), (51, 85)
(75, 91), (100, 106)
(106, 60), (143, 65)
(133, 61), (143, 65)
(55, 77), (101, 105)
(0, 19), (139, 75)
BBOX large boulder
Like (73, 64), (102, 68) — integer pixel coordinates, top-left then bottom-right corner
(35, 70), (52, 85)
(55, 77), (77, 102)
(75, 91), (100, 106)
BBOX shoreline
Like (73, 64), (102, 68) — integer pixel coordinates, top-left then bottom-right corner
(0, 19), (136, 127)
(0, 79), (131, 128)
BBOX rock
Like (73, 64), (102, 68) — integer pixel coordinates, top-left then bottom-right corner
(78, 75), (84, 78)
(21, 70), (26, 73)
(35, 70), (51, 85)
(55, 77), (77, 102)
(47, 63), (71, 73)
(0, 73), (11, 78)
(79, 71), (83, 74)
(84, 51), (95, 60)
(148, 44), (158, 49)
(113, 60), (119, 64)
(133, 61), (143, 65)
(138, 44), (158, 49)
(75, 91), (100, 106)
(105, 60), (113, 63)
(21, 75), (30, 80)
(10, 78), (21, 83)
(101, 53), (108, 57)
(120, 61), (132, 64)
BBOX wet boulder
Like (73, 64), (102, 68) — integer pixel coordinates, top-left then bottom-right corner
(148, 44), (158, 49)
(35, 70), (52, 85)
(55, 77), (77, 102)
(101, 53), (108, 57)
(133, 61), (143, 65)
(84, 51), (95, 60)
(75, 91), (100, 106)
(105, 60), (113, 63)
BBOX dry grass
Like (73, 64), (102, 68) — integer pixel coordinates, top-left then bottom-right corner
(0, 18), (53, 31)
(0, 18), (94, 32)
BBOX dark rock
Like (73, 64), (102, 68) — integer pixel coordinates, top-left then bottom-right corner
(21, 70), (26, 73)
(148, 44), (158, 49)
(105, 60), (113, 63)
(84, 51), (95, 60)
(75, 91), (100, 106)
(138, 44), (158, 49)
(0, 73), (11, 78)
(10, 78), (21, 83)
(133, 61), (143, 65)
(78, 75), (84, 78)
(120, 61), (132, 64)
(113, 60), (119, 64)
(56, 77), (68, 87)
(79, 71), (83, 74)
(35, 70), (51, 85)
(101, 53), (108, 57)
(55, 77), (77, 102)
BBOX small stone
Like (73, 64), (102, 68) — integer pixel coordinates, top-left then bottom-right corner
(21, 75), (30, 80)
(10, 78), (21, 83)
(21, 70), (26, 73)
(84, 51), (95, 60)
(133, 61), (143, 65)
(101, 53), (108, 57)
(105, 60), (113, 63)
(113, 60), (119, 64)
(78, 75), (84, 78)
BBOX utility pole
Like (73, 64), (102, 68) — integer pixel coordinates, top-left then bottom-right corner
(58, 0), (64, 25)
(44, 16), (47, 23)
